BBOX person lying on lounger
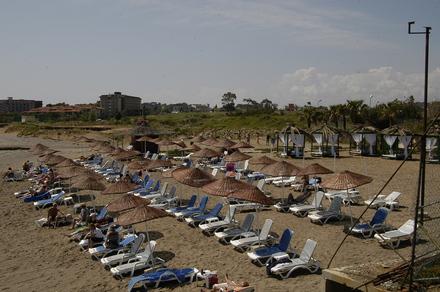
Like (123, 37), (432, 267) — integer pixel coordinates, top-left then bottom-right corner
(202, 273), (251, 292)
(3, 167), (14, 180)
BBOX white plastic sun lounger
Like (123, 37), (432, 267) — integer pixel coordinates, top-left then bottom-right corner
(100, 238), (151, 269)
(272, 177), (297, 187)
(88, 233), (138, 259)
(308, 197), (343, 224)
(215, 213), (255, 243)
(290, 191), (324, 217)
(374, 219), (415, 248)
(269, 239), (320, 279)
(199, 206), (237, 234)
(110, 242), (164, 278)
(364, 191), (401, 210)
(230, 219), (274, 252)
(324, 189), (362, 205)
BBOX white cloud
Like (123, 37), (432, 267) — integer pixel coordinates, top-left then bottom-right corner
(276, 67), (440, 105)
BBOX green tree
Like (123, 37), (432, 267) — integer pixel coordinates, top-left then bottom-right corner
(221, 92), (237, 112)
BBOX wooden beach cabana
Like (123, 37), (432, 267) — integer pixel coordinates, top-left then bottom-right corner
(276, 124), (308, 158)
(310, 124), (342, 157)
(381, 125), (413, 160)
(350, 126), (379, 156)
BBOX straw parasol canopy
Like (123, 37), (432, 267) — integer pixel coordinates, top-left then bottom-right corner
(38, 149), (59, 157)
(71, 172), (102, 183)
(213, 139), (236, 149)
(191, 135), (206, 143)
(107, 194), (147, 213)
(260, 160), (302, 177)
(136, 136), (156, 142)
(202, 176), (249, 197)
(184, 143), (201, 151)
(172, 167), (214, 187)
(321, 170), (373, 190)
(249, 155), (276, 165)
(224, 150), (251, 162)
(127, 160), (149, 170)
(228, 184), (274, 205)
(192, 148), (221, 159)
(32, 143), (50, 153)
(45, 155), (68, 166)
(55, 158), (78, 168)
(296, 163), (333, 177)
(113, 150), (140, 161)
(57, 166), (89, 179)
(173, 141), (187, 148)
(156, 139), (176, 146)
(102, 181), (138, 195)
(71, 176), (106, 191)
(201, 137), (219, 146)
(146, 159), (172, 170)
(117, 203), (169, 226)
(109, 148), (125, 156)
(230, 141), (254, 149)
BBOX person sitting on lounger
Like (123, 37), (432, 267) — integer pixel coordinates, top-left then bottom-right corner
(105, 225), (120, 249)
(22, 161), (31, 172)
(84, 224), (104, 246)
(47, 203), (64, 227)
(202, 273), (251, 292)
(71, 204), (90, 229)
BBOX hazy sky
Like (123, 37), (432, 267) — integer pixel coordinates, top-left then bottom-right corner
(1, 0), (439, 106)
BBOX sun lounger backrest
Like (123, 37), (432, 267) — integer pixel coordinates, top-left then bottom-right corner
(152, 180), (161, 192)
(312, 191), (324, 208)
(328, 196), (342, 213)
(385, 191), (401, 202)
(198, 196), (209, 211)
(208, 203), (223, 216)
(370, 207), (389, 226)
(120, 234), (137, 246)
(129, 233), (145, 254)
(143, 240), (157, 256)
(241, 213), (255, 231)
(398, 219), (415, 234)
(168, 186), (176, 197)
(160, 182), (168, 195)
(96, 207), (108, 221)
(256, 179), (265, 191)
(299, 239), (317, 262)
(259, 219), (273, 240)
(187, 195), (197, 208)
(279, 229), (294, 252)
(144, 179), (154, 189)
(243, 159), (249, 170)
(143, 175), (150, 185)
(226, 206), (236, 223)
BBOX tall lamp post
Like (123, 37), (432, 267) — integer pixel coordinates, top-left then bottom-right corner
(408, 21), (431, 291)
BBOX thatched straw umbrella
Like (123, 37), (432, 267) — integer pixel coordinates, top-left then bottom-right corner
(321, 170), (373, 225)
(296, 163), (333, 176)
(213, 139), (236, 149)
(107, 194), (146, 213)
(45, 155), (68, 166)
(102, 181), (138, 195)
(55, 159), (78, 168)
(201, 137), (219, 146)
(202, 176), (249, 197)
(146, 159), (172, 171)
(224, 150), (251, 163)
(192, 148), (221, 159)
(260, 161), (301, 177)
(249, 155), (276, 165)
(230, 141), (254, 149)
(71, 176), (106, 191)
(171, 167), (214, 188)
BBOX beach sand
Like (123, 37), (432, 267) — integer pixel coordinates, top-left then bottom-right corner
(0, 131), (423, 291)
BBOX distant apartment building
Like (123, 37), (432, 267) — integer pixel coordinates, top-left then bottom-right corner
(99, 92), (141, 117)
(285, 103), (299, 112)
(0, 97), (42, 113)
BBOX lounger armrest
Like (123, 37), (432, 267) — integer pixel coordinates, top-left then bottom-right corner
(377, 195), (386, 199)
(204, 217), (220, 224)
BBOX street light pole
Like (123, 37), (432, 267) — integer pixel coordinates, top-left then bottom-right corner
(408, 20), (431, 291)
(369, 95), (374, 108)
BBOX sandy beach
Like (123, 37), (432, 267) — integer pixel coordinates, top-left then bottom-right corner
(0, 130), (423, 292)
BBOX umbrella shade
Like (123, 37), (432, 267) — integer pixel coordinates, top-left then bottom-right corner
(109, 148), (125, 156)
(296, 163), (333, 176)
(45, 155), (68, 166)
(192, 148), (220, 159)
(71, 173), (102, 183)
(224, 150), (251, 162)
(38, 149), (59, 157)
(127, 160), (149, 170)
(55, 159), (78, 168)
(249, 155), (276, 165)
(260, 161), (302, 177)
(97, 145), (116, 153)
(228, 185), (274, 205)
(173, 141), (187, 148)
(102, 181), (138, 195)
(117, 203), (169, 226)
(230, 141), (254, 149)
(57, 166), (89, 179)
(172, 167), (214, 187)
(107, 194), (147, 213)
(136, 136), (156, 142)
(146, 159), (172, 170)
(202, 176), (249, 197)
(201, 137), (219, 146)
(321, 170), (373, 190)
(71, 176), (106, 191)
(113, 151), (139, 161)
(212, 139), (236, 149)
(191, 135), (206, 143)
(156, 139), (175, 146)
(32, 143), (49, 153)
